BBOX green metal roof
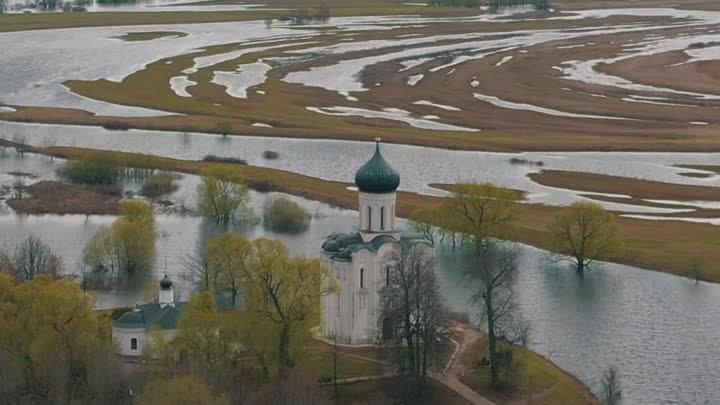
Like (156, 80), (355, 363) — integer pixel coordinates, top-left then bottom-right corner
(113, 302), (187, 331)
(322, 232), (431, 262)
(354, 143), (400, 194)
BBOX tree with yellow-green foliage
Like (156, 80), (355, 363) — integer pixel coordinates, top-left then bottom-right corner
(444, 183), (516, 252)
(175, 292), (241, 379)
(136, 376), (227, 405)
(83, 199), (156, 275)
(198, 167), (251, 224)
(207, 232), (253, 308)
(409, 206), (441, 245)
(242, 238), (338, 368)
(0, 275), (124, 404)
(549, 201), (623, 273)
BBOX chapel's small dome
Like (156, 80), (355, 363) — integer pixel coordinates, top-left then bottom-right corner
(354, 140), (400, 194)
(160, 274), (173, 290)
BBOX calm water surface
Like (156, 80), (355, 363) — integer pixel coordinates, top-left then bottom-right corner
(0, 131), (720, 405)
(1, 155), (718, 404)
(3, 122), (720, 214)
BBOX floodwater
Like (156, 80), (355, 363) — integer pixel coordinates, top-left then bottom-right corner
(3, 121), (720, 216)
(1, 153), (719, 404)
(2, 6), (720, 404)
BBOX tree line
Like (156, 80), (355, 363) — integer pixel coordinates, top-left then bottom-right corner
(409, 183), (623, 389)
(427, 0), (551, 10)
(487, 0), (551, 12)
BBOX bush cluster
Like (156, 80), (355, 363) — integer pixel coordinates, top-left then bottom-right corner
(140, 172), (179, 197)
(262, 196), (310, 233)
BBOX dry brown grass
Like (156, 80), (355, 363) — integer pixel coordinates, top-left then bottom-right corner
(6, 14), (720, 152)
(528, 170), (720, 201)
(6, 180), (122, 215)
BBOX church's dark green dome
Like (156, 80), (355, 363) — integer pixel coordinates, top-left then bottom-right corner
(355, 143), (400, 194)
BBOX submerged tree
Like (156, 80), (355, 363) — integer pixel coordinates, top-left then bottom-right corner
(262, 196), (310, 233)
(445, 183), (516, 252)
(549, 201), (623, 273)
(198, 167), (251, 224)
(83, 200), (157, 275)
(1, 235), (62, 282)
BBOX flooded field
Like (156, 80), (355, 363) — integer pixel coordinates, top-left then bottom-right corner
(2, 7), (720, 151)
(1, 152), (718, 404)
(2, 2), (720, 403)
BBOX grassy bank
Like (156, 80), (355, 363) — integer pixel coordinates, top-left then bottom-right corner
(460, 336), (599, 405)
(5, 140), (719, 282)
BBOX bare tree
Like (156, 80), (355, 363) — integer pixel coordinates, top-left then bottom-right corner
(14, 235), (62, 281)
(379, 239), (448, 397)
(11, 133), (27, 156)
(469, 243), (526, 389)
(185, 241), (215, 291)
(600, 365), (622, 405)
(11, 178), (24, 199)
(0, 245), (15, 275)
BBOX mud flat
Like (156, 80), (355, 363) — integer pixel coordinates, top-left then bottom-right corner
(6, 180), (122, 215)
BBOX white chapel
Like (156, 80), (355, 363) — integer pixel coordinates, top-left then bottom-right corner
(321, 140), (434, 345)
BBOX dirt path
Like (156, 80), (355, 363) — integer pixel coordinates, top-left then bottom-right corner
(430, 323), (497, 405)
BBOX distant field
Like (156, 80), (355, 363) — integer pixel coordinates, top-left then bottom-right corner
(0, 0), (475, 33)
(5, 2), (720, 153)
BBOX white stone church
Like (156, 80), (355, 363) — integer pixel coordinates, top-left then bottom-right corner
(321, 140), (434, 345)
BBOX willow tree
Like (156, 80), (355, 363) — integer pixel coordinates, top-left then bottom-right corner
(445, 183), (517, 252)
(197, 167), (251, 224)
(175, 292), (240, 379)
(207, 232), (253, 308)
(242, 238), (338, 368)
(549, 201), (623, 273)
(83, 200), (157, 275)
(0, 275), (121, 404)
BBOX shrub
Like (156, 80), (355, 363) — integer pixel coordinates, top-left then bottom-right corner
(60, 154), (121, 185)
(202, 155), (247, 165)
(262, 196), (310, 233)
(509, 157), (544, 166)
(140, 172), (179, 198)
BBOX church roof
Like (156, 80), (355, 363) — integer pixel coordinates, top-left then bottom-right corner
(160, 274), (173, 290)
(113, 302), (187, 331)
(354, 142), (400, 194)
(322, 232), (431, 262)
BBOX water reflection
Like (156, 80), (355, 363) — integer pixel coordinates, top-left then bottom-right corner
(3, 121), (720, 214)
(1, 147), (719, 404)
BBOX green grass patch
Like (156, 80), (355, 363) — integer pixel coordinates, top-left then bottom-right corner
(460, 338), (597, 405)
